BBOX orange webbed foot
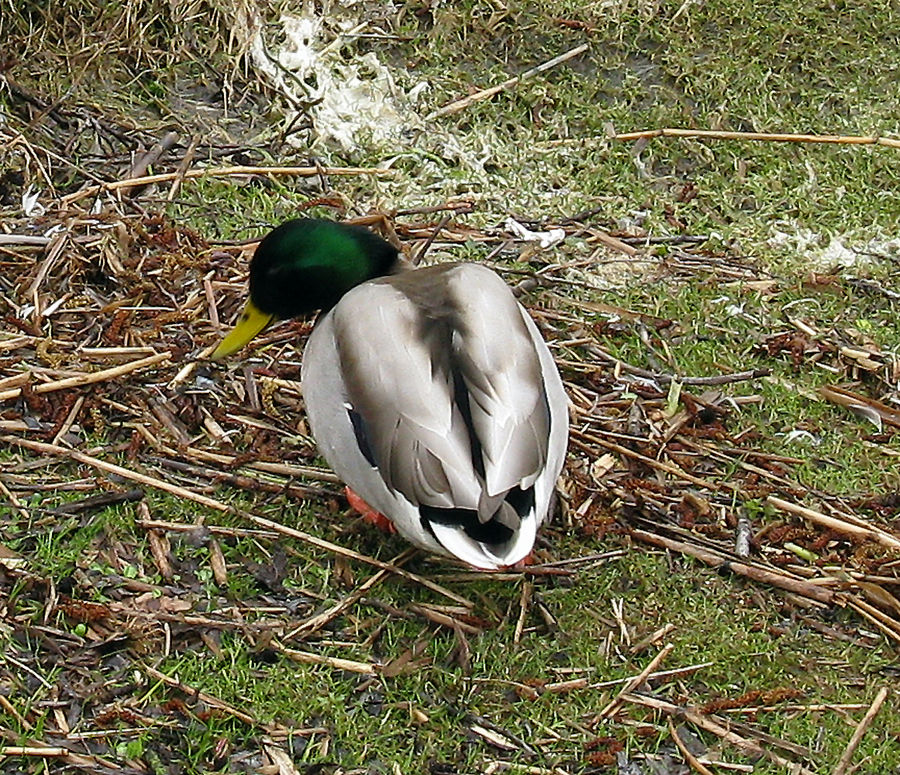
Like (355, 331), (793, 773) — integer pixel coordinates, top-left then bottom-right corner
(344, 486), (396, 534)
(500, 551), (535, 572)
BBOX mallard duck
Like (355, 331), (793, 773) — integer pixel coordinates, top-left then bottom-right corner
(213, 218), (568, 569)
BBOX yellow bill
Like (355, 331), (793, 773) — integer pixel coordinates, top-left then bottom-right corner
(212, 299), (274, 360)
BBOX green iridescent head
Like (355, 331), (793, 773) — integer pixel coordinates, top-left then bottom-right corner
(213, 218), (399, 359)
(249, 218), (399, 318)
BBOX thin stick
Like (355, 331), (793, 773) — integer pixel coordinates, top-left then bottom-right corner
(766, 496), (900, 551)
(161, 442), (341, 484)
(483, 761), (570, 775)
(586, 228), (639, 256)
(613, 127), (900, 149)
(0, 352), (170, 402)
(586, 343), (770, 386)
(587, 433), (720, 490)
(0, 478), (30, 520)
(427, 44), (588, 120)
(121, 130), (179, 195)
(629, 528), (836, 605)
(832, 687), (890, 775)
(846, 600), (900, 645)
(0, 746), (67, 757)
(597, 642), (674, 720)
(284, 549), (415, 640)
(60, 164), (392, 206)
(270, 641), (378, 674)
(513, 580), (532, 645)
(0, 235), (54, 246)
(0, 435), (473, 608)
(51, 395), (84, 446)
(622, 693), (817, 775)
(630, 623), (676, 654)
(669, 719), (715, 775)
(136, 518), (278, 539)
(408, 603), (483, 635)
(0, 730), (122, 772)
(0, 694), (32, 731)
(533, 661), (713, 694)
(589, 662), (712, 690)
(167, 133), (200, 201)
(723, 703), (866, 715)
(143, 664), (279, 732)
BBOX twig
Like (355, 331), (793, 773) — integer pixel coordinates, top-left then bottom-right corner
(621, 693), (817, 775)
(521, 661), (712, 696)
(0, 746), (67, 757)
(669, 719), (715, 775)
(411, 214), (452, 265)
(167, 133), (200, 201)
(630, 623), (675, 654)
(725, 717), (814, 759)
(585, 228), (639, 256)
(766, 496), (900, 551)
(513, 580), (532, 645)
(483, 760), (570, 775)
(0, 729), (125, 773)
(628, 528), (837, 605)
(25, 231), (68, 301)
(613, 127), (900, 149)
(676, 436), (802, 491)
(0, 694), (32, 731)
(0, 478), (30, 520)
(50, 488), (144, 515)
(155, 442), (341, 484)
(596, 642), (674, 720)
(593, 662), (712, 691)
(845, 599), (900, 645)
(0, 435), (473, 608)
(0, 352), (170, 402)
(283, 549), (415, 640)
(270, 640), (378, 674)
(51, 394), (84, 446)
(408, 603), (483, 635)
(820, 384), (900, 429)
(531, 550), (626, 568)
(832, 687), (890, 775)
(60, 165), (392, 207)
(724, 703), (866, 717)
(588, 344), (770, 386)
(585, 433), (719, 489)
(143, 664), (281, 732)
(0, 235), (54, 246)
(136, 518), (278, 540)
(426, 44), (588, 120)
(121, 130), (179, 196)
(146, 455), (329, 499)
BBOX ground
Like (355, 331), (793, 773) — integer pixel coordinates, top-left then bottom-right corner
(0, 1), (898, 774)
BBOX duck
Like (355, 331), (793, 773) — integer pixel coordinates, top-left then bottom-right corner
(213, 218), (568, 569)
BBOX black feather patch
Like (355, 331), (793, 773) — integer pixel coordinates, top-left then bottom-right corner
(419, 485), (534, 546)
(420, 505), (514, 545)
(504, 485), (535, 517)
(347, 408), (377, 467)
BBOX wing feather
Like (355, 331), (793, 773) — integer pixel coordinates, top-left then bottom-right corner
(330, 264), (552, 524)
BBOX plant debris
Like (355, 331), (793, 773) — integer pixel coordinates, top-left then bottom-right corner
(1, 51), (898, 775)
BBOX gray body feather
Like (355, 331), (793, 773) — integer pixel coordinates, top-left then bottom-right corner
(301, 263), (567, 568)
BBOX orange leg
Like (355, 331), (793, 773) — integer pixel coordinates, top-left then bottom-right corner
(344, 486), (396, 534)
(501, 552), (535, 571)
